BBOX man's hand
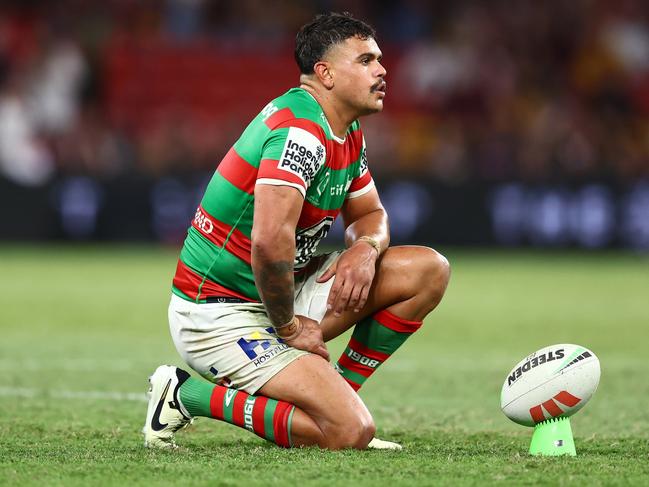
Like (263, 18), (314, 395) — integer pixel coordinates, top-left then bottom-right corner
(278, 315), (329, 361)
(316, 241), (378, 317)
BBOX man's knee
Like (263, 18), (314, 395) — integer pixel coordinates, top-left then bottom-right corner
(427, 247), (451, 293)
(322, 410), (375, 450)
(410, 247), (451, 301)
(259, 355), (376, 450)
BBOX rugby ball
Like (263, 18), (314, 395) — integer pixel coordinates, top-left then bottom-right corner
(501, 344), (600, 426)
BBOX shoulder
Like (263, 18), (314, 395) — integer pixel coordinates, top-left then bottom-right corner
(261, 88), (326, 136)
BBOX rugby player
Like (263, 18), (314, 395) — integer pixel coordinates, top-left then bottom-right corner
(144, 12), (450, 450)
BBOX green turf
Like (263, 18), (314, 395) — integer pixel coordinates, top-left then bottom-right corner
(1, 245), (648, 486)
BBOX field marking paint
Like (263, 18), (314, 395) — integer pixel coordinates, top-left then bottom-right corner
(0, 358), (140, 372)
(0, 357), (509, 374)
(0, 386), (147, 402)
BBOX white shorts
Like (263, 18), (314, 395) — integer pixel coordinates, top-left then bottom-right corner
(168, 252), (340, 394)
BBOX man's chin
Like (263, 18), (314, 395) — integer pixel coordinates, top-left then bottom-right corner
(359, 102), (384, 116)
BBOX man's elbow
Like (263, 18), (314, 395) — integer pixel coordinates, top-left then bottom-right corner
(251, 225), (295, 260)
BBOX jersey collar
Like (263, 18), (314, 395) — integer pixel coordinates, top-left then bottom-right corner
(300, 88), (346, 145)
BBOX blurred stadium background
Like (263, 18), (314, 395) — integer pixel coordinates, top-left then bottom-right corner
(1, 0), (648, 249)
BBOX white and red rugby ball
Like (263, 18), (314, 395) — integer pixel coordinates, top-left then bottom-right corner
(501, 344), (600, 426)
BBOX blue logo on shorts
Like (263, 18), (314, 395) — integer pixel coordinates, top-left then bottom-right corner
(237, 335), (272, 360)
(237, 327), (287, 363)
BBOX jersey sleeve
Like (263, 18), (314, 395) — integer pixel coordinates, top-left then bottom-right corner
(257, 121), (327, 198)
(346, 134), (375, 199)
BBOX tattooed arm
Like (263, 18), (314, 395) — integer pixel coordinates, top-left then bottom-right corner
(255, 259), (295, 327)
(251, 184), (329, 360)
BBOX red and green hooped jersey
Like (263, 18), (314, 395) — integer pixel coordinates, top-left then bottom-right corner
(172, 87), (374, 303)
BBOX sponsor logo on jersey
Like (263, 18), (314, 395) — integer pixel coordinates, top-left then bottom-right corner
(330, 176), (355, 196)
(507, 348), (565, 387)
(193, 207), (213, 234)
(316, 171), (330, 197)
(278, 127), (325, 184)
(260, 102), (278, 121)
(359, 139), (368, 174)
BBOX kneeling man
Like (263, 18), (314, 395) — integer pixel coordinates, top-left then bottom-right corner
(144, 11), (450, 450)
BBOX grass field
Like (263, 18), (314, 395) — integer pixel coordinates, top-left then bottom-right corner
(1, 245), (648, 486)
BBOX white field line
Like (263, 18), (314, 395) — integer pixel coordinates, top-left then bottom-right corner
(0, 359), (421, 373)
(0, 386), (147, 402)
(0, 358), (140, 372)
(0, 358), (509, 373)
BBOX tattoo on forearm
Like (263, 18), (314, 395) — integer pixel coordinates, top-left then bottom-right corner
(257, 260), (294, 326)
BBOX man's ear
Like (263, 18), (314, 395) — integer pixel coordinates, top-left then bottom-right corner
(313, 61), (334, 89)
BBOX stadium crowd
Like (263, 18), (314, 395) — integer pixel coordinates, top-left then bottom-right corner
(0, 0), (648, 188)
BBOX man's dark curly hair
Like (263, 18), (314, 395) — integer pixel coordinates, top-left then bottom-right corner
(295, 12), (376, 75)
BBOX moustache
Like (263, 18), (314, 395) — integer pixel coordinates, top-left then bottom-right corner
(371, 80), (387, 93)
